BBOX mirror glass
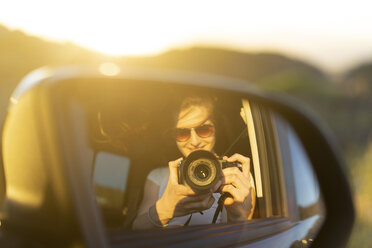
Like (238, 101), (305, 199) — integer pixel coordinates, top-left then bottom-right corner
(52, 77), (325, 242)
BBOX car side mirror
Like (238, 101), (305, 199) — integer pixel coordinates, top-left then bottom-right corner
(1, 65), (354, 247)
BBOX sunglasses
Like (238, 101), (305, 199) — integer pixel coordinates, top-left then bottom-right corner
(175, 124), (215, 142)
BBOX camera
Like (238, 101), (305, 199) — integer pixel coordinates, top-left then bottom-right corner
(178, 150), (242, 192)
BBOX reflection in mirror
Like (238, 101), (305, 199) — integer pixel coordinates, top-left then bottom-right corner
(54, 77), (324, 242)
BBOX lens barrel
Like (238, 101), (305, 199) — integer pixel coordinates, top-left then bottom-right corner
(178, 150), (221, 192)
(178, 150), (242, 192)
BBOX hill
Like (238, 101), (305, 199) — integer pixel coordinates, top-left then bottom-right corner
(121, 47), (337, 95)
(342, 62), (372, 99)
(122, 47), (326, 83)
(339, 63), (372, 150)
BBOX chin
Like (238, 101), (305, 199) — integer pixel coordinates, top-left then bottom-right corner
(188, 148), (208, 154)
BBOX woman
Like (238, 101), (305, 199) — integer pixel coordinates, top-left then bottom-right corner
(132, 96), (256, 229)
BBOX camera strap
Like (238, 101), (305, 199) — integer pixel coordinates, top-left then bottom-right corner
(222, 127), (247, 157)
(184, 214), (192, 226)
(212, 192), (230, 223)
(183, 194), (229, 225)
(184, 211), (204, 226)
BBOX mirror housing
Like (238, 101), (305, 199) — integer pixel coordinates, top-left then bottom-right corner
(1, 65), (354, 247)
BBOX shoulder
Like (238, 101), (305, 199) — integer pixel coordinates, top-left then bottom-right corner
(147, 167), (169, 185)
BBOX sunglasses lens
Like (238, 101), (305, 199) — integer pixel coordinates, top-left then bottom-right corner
(176, 125), (214, 141)
(176, 128), (190, 142)
(195, 125), (214, 138)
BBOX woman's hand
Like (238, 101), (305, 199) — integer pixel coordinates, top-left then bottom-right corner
(155, 158), (220, 226)
(220, 153), (255, 222)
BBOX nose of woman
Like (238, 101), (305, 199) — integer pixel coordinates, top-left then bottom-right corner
(189, 128), (201, 147)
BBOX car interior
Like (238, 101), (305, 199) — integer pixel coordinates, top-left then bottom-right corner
(58, 78), (255, 231)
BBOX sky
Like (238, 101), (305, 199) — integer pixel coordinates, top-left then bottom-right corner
(1, 0), (372, 73)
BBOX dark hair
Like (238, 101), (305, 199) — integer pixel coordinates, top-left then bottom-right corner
(176, 95), (217, 125)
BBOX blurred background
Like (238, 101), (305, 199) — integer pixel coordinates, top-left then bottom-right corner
(0, 1), (371, 246)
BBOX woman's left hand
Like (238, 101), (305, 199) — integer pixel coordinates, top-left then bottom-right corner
(220, 153), (255, 222)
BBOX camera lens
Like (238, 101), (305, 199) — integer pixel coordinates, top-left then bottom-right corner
(184, 151), (221, 191)
(194, 163), (210, 180)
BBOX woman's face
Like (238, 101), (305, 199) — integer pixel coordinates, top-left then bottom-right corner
(176, 105), (216, 157)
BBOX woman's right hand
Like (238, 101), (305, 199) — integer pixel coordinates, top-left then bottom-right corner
(155, 158), (219, 226)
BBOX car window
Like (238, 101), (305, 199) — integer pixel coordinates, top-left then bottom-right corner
(93, 152), (130, 210)
(287, 126), (321, 209)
